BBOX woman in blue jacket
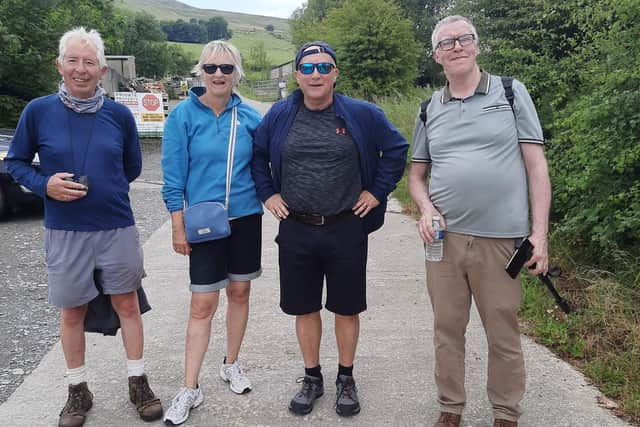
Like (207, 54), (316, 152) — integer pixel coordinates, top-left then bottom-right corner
(161, 40), (262, 425)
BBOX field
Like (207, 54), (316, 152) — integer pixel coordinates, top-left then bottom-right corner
(119, 0), (295, 74)
(117, 0), (290, 33)
(170, 30), (295, 68)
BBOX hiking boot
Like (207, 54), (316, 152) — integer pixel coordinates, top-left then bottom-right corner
(128, 374), (163, 421)
(163, 386), (204, 426)
(434, 411), (461, 427)
(58, 382), (93, 427)
(335, 374), (360, 416)
(288, 375), (324, 415)
(220, 360), (252, 394)
(494, 419), (518, 427)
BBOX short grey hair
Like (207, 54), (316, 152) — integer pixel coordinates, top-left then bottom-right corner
(431, 15), (479, 51)
(193, 40), (244, 87)
(58, 27), (106, 68)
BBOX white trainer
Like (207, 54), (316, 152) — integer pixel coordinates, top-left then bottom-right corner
(163, 386), (204, 426)
(219, 360), (252, 394)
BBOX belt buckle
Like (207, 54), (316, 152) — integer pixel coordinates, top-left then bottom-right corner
(320, 215), (325, 226)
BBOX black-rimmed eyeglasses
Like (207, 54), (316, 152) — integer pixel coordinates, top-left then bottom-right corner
(202, 63), (235, 75)
(436, 34), (476, 51)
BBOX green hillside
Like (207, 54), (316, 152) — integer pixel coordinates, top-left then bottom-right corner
(171, 29), (294, 67)
(117, 0), (295, 72)
(116, 0), (290, 34)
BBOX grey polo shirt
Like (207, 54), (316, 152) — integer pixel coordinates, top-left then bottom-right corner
(411, 72), (544, 238)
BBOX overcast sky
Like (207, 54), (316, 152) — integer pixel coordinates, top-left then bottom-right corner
(178, 0), (305, 19)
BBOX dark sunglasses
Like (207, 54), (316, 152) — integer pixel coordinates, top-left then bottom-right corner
(298, 62), (335, 75)
(202, 63), (235, 75)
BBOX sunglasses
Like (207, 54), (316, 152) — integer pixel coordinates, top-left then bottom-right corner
(202, 63), (235, 75)
(298, 62), (335, 75)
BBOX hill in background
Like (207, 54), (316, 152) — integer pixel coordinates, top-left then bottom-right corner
(117, 0), (295, 69)
(116, 0), (290, 34)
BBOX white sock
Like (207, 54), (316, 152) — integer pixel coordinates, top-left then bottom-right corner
(127, 358), (145, 378)
(66, 365), (87, 386)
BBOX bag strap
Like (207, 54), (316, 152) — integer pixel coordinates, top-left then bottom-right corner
(501, 76), (515, 112)
(224, 106), (238, 210)
(419, 98), (431, 127)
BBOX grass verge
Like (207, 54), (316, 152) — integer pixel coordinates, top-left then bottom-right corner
(374, 87), (432, 214)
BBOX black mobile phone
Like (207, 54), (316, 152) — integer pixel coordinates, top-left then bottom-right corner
(505, 238), (533, 279)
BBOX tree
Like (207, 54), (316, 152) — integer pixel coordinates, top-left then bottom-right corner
(0, 0), (123, 126)
(116, 12), (170, 78)
(205, 17), (232, 40)
(247, 42), (270, 74)
(321, 0), (420, 99)
(395, 0), (450, 86)
(290, 0), (343, 46)
(547, 0), (640, 263)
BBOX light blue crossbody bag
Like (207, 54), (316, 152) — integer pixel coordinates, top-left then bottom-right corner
(183, 107), (237, 243)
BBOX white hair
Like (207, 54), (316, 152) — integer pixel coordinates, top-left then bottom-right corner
(58, 27), (106, 68)
(193, 40), (244, 87)
(431, 15), (479, 51)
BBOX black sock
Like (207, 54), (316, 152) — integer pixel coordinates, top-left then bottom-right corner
(338, 364), (353, 378)
(305, 365), (322, 380)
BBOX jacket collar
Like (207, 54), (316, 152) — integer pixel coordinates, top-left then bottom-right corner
(189, 87), (241, 112)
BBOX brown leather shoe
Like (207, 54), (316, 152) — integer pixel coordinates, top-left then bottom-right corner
(434, 411), (461, 427)
(58, 382), (93, 427)
(494, 419), (518, 427)
(128, 374), (163, 421)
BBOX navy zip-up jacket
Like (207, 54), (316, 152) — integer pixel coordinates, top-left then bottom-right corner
(251, 90), (408, 234)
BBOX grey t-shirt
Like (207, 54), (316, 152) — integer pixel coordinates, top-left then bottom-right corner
(411, 72), (544, 238)
(281, 104), (361, 215)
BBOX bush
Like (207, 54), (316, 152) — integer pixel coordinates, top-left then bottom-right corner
(0, 96), (27, 128)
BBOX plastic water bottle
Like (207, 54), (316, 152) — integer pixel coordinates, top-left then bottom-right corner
(425, 215), (444, 262)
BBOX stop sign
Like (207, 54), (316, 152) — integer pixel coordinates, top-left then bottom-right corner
(142, 94), (160, 111)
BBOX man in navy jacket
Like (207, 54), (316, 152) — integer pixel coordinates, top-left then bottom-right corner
(252, 41), (408, 417)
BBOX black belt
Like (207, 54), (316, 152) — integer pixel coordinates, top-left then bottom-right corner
(288, 210), (353, 226)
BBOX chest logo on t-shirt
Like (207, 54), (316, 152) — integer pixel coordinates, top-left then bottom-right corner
(335, 127), (347, 135)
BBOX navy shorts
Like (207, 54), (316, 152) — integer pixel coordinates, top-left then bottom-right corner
(276, 213), (368, 316)
(189, 213), (262, 292)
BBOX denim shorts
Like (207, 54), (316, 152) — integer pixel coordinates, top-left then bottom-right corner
(188, 213), (262, 293)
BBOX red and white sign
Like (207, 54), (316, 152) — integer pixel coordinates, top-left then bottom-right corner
(141, 94), (160, 111)
(114, 92), (165, 136)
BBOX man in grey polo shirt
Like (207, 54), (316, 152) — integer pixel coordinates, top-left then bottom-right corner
(408, 15), (551, 427)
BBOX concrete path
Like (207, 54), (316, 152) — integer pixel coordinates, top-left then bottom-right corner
(0, 199), (629, 426)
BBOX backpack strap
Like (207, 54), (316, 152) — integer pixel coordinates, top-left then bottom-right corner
(501, 76), (515, 112)
(419, 98), (431, 126)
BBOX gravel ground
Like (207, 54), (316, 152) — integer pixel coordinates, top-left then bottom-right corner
(0, 139), (168, 403)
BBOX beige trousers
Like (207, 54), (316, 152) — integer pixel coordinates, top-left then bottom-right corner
(426, 232), (525, 422)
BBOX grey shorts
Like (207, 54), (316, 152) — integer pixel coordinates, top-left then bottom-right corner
(44, 225), (144, 308)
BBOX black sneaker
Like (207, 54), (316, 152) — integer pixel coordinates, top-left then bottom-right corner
(335, 374), (360, 416)
(288, 375), (324, 415)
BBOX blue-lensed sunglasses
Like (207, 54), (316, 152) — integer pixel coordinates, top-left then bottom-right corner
(298, 62), (335, 75)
